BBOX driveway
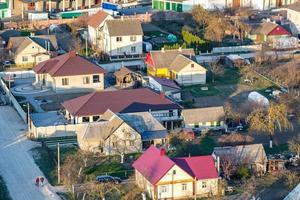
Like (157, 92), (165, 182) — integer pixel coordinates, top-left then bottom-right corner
(0, 106), (60, 200)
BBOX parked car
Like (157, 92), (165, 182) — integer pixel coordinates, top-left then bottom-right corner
(96, 175), (122, 184)
(2, 60), (13, 67)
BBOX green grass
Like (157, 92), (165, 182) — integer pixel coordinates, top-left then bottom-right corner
(264, 144), (289, 155)
(0, 176), (11, 200)
(213, 68), (241, 85)
(183, 85), (221, 97)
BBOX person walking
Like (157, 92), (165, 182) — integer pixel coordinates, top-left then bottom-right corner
(35, 177), (40, 187)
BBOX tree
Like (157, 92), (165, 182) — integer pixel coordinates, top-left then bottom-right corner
(247, 103), (292, 148)
(281, 170), (299, 190)
(219, 154), (236, 180)
(218, 133), (254, 146)
(288, 135), (300, 157)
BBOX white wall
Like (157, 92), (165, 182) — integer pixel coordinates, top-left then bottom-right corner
(175, 62), (206, 86)
(287, 9), (300, 35)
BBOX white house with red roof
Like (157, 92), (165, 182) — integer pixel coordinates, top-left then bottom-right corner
(133, 146), (219, 199)
(33, 51), (105, 93)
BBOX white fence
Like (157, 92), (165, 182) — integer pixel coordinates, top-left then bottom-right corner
(211, 45), (262, 54)
(0, 79), (27, 122)
(99, 60), (146, 73)
(0, 70), (36, 79)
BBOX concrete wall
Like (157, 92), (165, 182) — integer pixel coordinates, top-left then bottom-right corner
(30, 123), (85, 138)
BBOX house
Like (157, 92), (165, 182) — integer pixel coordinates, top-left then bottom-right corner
(33, 51), (105, 92)
(0, 1), (11, 19)
(7, 35), (58, 67)
(133, 146), (219, 199)
(181, 106), (226, 131)
(77, 109), (168, 154)
(62, 88), (182, 129)
(213, 144), (268, 176)
(146, 48), (207, 86)
(148, 76), (181, 101)
(87, 10), (113, 49)
(286, 2), (300, 35)
(103, 18), (143, 58)
(248, 21), (290, 43)
(114, 67), (142, 88)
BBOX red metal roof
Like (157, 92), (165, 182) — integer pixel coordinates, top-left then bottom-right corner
(132, 145), (175, 184)
(268, 25), (290, 36)
(33, 52), (105, 77)
(173, 156), (219, 180)
(62, 88), (181, 116)
(132, 146), (219, 185)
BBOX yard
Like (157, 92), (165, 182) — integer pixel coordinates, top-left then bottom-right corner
(0, 176), (11, 200)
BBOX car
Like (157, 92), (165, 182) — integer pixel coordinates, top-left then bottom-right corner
(2, 60), (13, 67)
(96, 175), (122, 184)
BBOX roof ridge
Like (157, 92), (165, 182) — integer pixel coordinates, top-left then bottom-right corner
(74, 92), (97, 116)
(49, 53), (72, 76)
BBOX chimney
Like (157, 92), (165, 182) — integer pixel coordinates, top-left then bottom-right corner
(161, 47), (165, 53)
(69, 51), (76, 57)
(160, 148), (166, 156)
(178, 47), (182, 52)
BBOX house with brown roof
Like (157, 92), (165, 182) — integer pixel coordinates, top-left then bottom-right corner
(33, 51), (105, 93)
(145, 48), (207, 86)
(114, 66), (142, 88)
(133, 146), (219, 199)
(62, 88), (182, 129)
(181, 106), (226, 131)
(103, 18), (143, 58)
(247, 21), (290, 43)
(87, 10), (113, 50)
(7, 35), (58, 67)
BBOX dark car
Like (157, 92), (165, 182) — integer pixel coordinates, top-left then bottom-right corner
(96, 175), (122, 184)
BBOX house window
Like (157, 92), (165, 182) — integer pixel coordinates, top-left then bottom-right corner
(129, 141), (134, 146)
(116, 37), (122, 42)
(83, 76), (90, 84)
(130, 36), (136, 42)
(202, 181), (207, 188)
(82, 117), (90, 122)
(22, 56), (28, 62)
(160, 185), (168, 193)
(117, 47), (122, 53)
(194, 123), (199, 128)
(93, 116), (100, 121)
(38, 57), (42, 62)
(169, 110), (174, 117)
(62, 78), (69, 86)
(131, 46), (136, 53)
(191, 63), (194, 68)
(182, 183), (187, 191)
(93, 75), (100, 83)
(112, 141), (117, 148)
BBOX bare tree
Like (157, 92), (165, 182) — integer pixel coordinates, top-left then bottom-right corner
(281, 170), (299, 190)
(218, 133), (254, 146)
(288, 135), (300, 157)
(220, 154), (236, 180)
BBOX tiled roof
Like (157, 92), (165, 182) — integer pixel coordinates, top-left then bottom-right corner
(62, 88), (181, 117)
(87, 10), (110, 29)
(114, 67), (133, 78)
(33, 51), (105, 77)
(182, 106), (225, 124)
(150, 76), (180, 90)
(173, 156), (219, 180)
(106, 19), (143, 36)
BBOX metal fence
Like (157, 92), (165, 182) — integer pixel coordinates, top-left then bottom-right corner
(0, 70), (35, 79)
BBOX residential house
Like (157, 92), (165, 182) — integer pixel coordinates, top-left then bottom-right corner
(33, 51), (105, 92)
(7, 35), (58, 67)
(213, 144), (268, 176)
(286, 2), (300, 35)
(87, 10), (113, 49)
(182, 106), (226, 131)
(148, 76), (181, 101)
(248, 21), (290, 43)
(62, 88), (182, 129)
(146, 48), (207, 86)
(114, 67), (142, 88)
(77, 109), (168, 154)
(103, 18), (143, 58)
(133, 146), (219, 199)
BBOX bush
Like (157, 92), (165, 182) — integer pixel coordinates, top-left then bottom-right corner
(236, 166), (251, 180)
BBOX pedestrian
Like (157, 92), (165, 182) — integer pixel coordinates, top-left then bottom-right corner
(40, 177), (44, 186)
(35, 177), (40, 187)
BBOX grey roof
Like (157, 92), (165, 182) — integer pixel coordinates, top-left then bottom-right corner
(106, 19), (143, 36)
(31, 111), (68, 127)
(182, 106), (225, 124)
(0, 30), (21, 43)
(250, 21), (278, 35)
(150, 76), (180, 90)
(169, 54), (205, 72)
(149, 49), (195, 69)
(213, 144), (267, 165)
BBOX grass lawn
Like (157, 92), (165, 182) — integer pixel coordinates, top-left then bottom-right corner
(213, 68), (241, 85)
(0, 175), (11, 200)
(183, 85), (221, 97)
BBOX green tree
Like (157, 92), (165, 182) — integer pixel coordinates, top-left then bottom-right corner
(247, 103), (292, 148)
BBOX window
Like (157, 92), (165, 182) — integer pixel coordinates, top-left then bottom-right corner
(93, 75), (100, 83)
(22, 56), (28, 62)
(82, 117), (90, 122)
(131, 46), (136, 53)
(130, 36), (136, 42)
(129, 141), (134, 146)
(160, 185), (168, 193)
(194, 123), (199, 128)
(202, 181), (206, 188)
(38, 57), (42, 62)
(112, 142), (117, 148)
(93, 116), (100, 121)
(32, 46), (35, 49)
(117, 47), (122, 53)
(169, 110), (174, 117)
(191, 63), (194, 68)
(182, 183), (187, 191)
(116, 37), (122, 42)
(62, 78), (69, 86)
(83, 76), (90, 84)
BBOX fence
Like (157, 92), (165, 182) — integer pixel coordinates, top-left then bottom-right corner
(0, 70), (35, 79)
(0, 78), (27, 122)
(211, 44), (263, 54)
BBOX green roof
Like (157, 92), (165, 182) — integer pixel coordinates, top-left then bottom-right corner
(0, 3), (8, 10)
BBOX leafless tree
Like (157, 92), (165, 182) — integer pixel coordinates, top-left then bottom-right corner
(218, 133), (254, 146)
(220, 154), (236, 180)
(288, 135), (300, 157)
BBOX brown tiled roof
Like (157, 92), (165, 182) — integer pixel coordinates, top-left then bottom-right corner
(114, 67), (133, 77)
(149, 49), (195, 69)
(87, 10), (110, 29)
(106, 19), (143, 36)
(62, 88), (181, 116)
(33, 52), (105, 77)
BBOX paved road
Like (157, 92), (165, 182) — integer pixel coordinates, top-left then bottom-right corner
(0, 106), (60, 200)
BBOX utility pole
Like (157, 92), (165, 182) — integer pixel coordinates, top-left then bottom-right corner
(27, 102), (30, 133)
(85, 32), (88, 58)
(57, 142), (60, 184)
